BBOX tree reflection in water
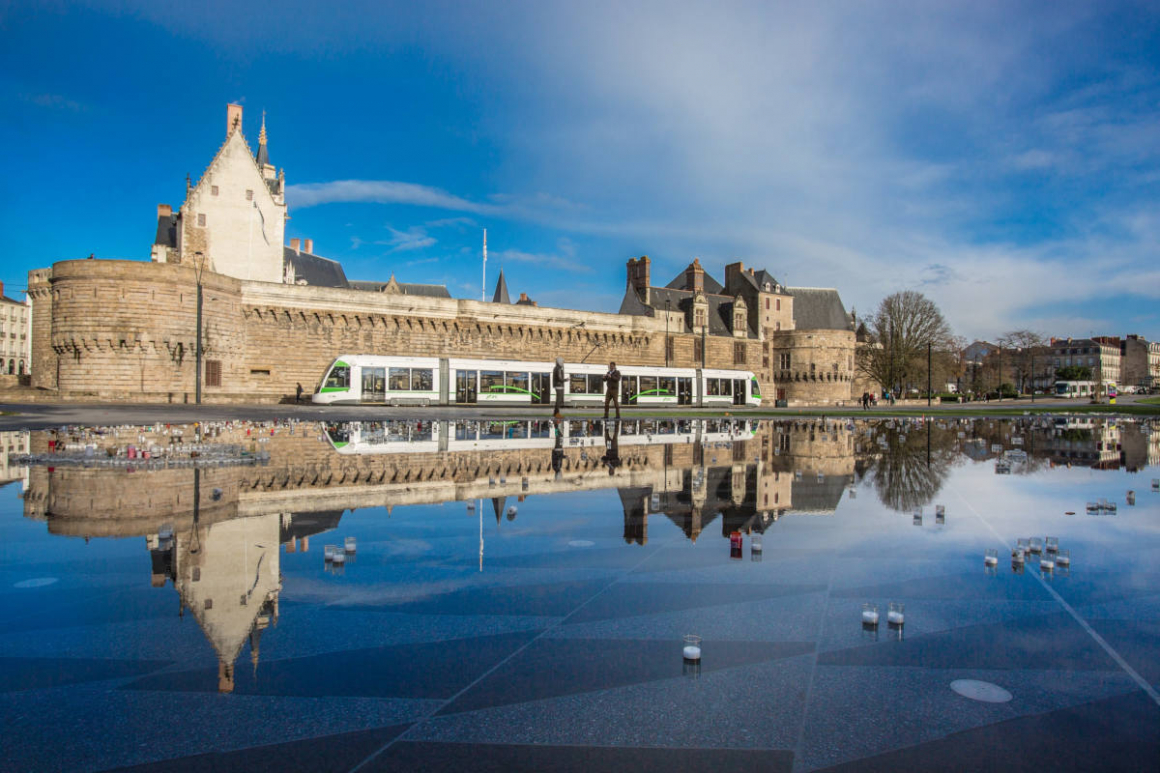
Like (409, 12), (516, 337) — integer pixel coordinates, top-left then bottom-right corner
(863, 421), (961, 513)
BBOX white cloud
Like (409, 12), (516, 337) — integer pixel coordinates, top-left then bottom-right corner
(379, 226), (436, 253)
(493, 238), (592, 274)
(231, 1), (1159, 339)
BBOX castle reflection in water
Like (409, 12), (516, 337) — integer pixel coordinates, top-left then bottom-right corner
(8, 415), (1159, 692)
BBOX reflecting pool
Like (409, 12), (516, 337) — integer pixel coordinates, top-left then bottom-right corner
(2, 417), (1159, 772)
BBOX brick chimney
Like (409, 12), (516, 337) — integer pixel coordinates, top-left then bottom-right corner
(626, 256), (651, 303)
(226, 103), (243, 136)
(290, 238), (300, 253)
(157, 204), (172, 218)
(303, 238), (313, 254)
(685, 258), (704, 293)
(725, 261), (745, 291)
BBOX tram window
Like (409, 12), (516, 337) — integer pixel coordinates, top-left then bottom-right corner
(639, 375), (658, 395)
(707, 379), (720, 395)
(506, 371), (529, 393)
(324, 365), (349, 390)
(722, 379), (732, 396)
(588, 374), (604, 393)
(412, 369), (433, 391)
(481, 370), (504, 393)
(389, 367), (411, 390)
(659, 376), (676, 396)
(570, 374), (588, 393)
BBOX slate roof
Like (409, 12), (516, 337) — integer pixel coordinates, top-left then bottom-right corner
(398, 283), (452, 298)
(284, 248), (348, 288)
(626, 286), (756, 338)
(492, 270), (511, 304)
(618, 287), (655, 317)
(279, 510), (344, 543)
(789, 473), (852, 513)
(154, 213), (179, 249)
(785, 287), (853, 331)
(665, 270), (723, 294)
(347, 279), (452, 298)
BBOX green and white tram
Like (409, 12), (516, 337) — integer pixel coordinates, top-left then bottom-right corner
(312, 354), (763, 408)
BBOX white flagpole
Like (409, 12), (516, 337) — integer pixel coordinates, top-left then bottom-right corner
(482, 229), (488, 301)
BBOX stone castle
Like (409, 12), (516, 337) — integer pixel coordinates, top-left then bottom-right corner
(28, 104), (857, 405)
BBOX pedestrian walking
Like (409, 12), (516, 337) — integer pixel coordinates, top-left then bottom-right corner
(602, 361), (621, 419)
(861, 392), (869, 410)
(296, 382), (304, 403)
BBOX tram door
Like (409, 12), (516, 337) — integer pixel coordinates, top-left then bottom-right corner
(456, 370), (478, 404)
(733, 379), (747, 406)
(622, 375), (638, 405)
(677, 377), (692, 405)
(530, 372), (551, 404)
(362, 367), (386, 402)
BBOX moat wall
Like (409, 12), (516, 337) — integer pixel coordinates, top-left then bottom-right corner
(30, 259), (855, 405)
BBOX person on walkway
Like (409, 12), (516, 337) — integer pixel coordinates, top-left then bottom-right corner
(602, 361), (622, 420)
(296, 382), (304, 403)
(861, 391), (869, 410)
(553, 357), (565, 420)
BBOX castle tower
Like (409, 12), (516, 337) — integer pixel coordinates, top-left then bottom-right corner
(153, 104), (288, 284)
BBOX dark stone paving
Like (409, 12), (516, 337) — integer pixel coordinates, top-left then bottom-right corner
(812, 691), (1160, 773)
(818, 612), (1121, 672)
(0, 655), (172, 692)
(564, 582), (828, 624)
(437, 638), (816, 715)
(121, 630), (541, 698)
(4, 415), (1158, 773)
(363, 741), (795, 773)
(100, 724), (412, 773)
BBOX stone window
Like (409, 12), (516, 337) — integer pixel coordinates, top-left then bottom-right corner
(779, 352), (792, 369)
(765, 298), (770, 309)
(810, 363), (816, 376)
(211, 185), (219, 196)
(246, 189), (254, 201)
(205, 359), (222, 387)
(734, 342), (746, 364)
(776, 299), (781, 311)
(197, 213), (206, 227)
(694, 309), (706, 328)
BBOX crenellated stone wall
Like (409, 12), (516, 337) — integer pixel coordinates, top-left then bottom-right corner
(769, 328), (858, 405)
(31, 259), (792, 403)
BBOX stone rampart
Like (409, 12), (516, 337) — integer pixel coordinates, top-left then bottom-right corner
(769, 328), (857, 406)
(31, 259), (858, 404)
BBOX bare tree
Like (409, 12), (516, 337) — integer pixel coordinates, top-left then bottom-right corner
(857, 291), (954, 396)
(997, 330), (1048, 394)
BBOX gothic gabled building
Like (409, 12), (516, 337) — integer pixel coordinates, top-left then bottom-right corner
(619, 255), (857, 404)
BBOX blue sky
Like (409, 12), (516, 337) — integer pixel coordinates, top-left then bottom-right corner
(2, 0), (1158, 341)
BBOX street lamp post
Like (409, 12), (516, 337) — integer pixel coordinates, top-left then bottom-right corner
(665, 299), (671, 367)
(927, 342), (932, 407)
(194, 252), (205, 405)
(997, 343), (1003, 403)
